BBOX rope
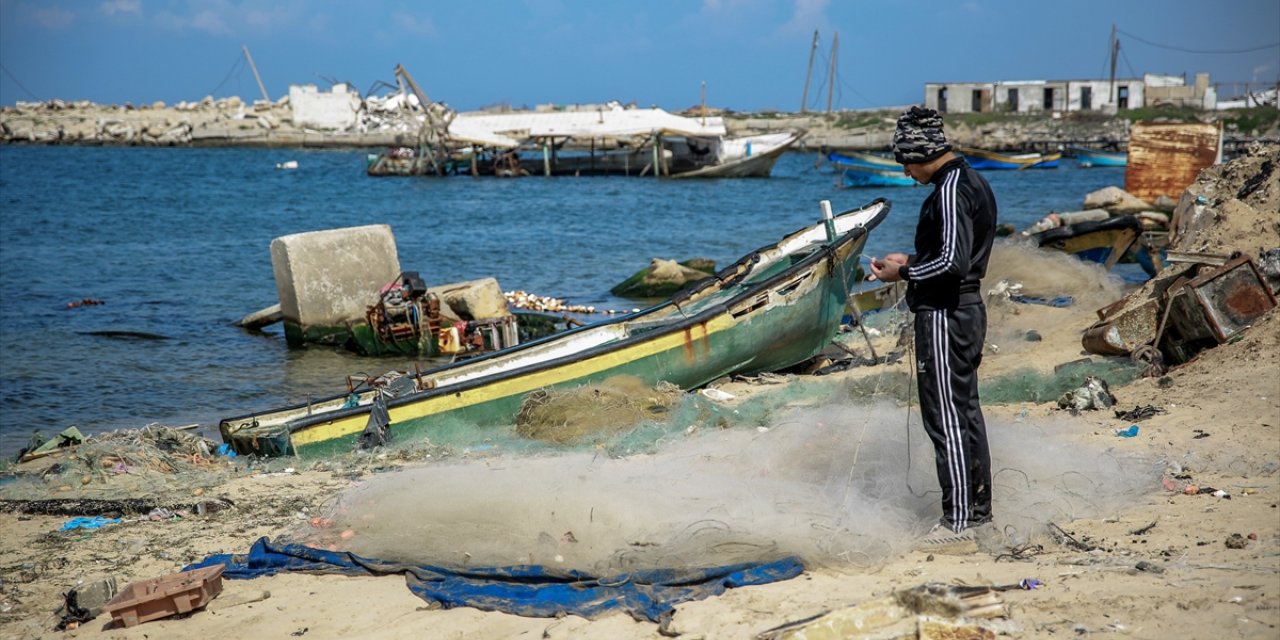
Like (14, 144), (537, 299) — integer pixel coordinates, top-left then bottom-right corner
(1117, 28), (1280, 55)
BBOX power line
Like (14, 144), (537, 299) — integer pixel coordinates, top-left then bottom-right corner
(208, 52), (246, 98)
(1119, 46), (1139, 80)
(0, 63), (40, 101)
(1117, 28), (1280, 54)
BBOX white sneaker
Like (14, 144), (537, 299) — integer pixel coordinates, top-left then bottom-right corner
(917, 523), (979, 554)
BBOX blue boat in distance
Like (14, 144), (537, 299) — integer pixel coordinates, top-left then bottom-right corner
(841, 163), (915, 188)
(960, 147), (1061, 170)
(1068, 146), (1128, 168)
(827, 150), (898, 170)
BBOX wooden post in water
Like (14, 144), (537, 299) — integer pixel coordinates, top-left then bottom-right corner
(652, 135), (660, 180)
(543, 140), (551, 177)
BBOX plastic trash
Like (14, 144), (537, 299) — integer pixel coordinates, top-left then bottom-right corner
(1115, 425), (1139, 438)
(1019, 578), (1044, 590)
(215, 443), (237, 458)
(60, 516), (122, 532)
(700, 388), (736, 401)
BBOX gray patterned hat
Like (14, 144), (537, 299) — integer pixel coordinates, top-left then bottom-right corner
(893, 106), (951, 164)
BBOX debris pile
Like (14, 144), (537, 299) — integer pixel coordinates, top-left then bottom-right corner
(1080, 144), (1280, 370)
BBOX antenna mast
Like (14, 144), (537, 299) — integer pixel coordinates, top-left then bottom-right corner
(801, 30), (819, 113)
(242, 45), (270, 103)
(1108, 24), (1118, 105)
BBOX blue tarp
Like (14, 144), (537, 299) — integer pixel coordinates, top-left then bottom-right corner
(186, 537), (804, 622)
(1010, 294), (1074, 308)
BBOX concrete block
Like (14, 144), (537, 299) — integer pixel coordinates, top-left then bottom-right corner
(429, 277), (510, 321)
(270, 225), (401, 345)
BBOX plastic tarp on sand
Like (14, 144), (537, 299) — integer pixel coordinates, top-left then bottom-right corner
(187, 537), (804, 622)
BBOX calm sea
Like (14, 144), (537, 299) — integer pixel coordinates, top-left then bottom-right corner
(0, 146), (1127, 457)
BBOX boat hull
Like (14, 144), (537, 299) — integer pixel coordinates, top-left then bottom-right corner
(1068, 146), (1127, 167)
(827, 150), (898, 170)
(668, 132), (801, 178)
(841, 165), (915, 188)
(1032, 215), (1164, 276)
(221, 199), (891, 457)
(961, 148), (1061, 170)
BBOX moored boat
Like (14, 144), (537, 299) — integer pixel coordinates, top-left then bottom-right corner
(960, 147), (1061, 170)
(1068, 146), (1127, 168)
(826, 150), (898, 170)
(840, 164), (915, 188)
(220, 198), (892, 457)
(668, 131), (804, 179)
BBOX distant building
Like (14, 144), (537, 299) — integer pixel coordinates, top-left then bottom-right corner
(922, 74), (1217, 114)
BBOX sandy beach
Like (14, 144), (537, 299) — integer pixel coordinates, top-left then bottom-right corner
(1, 147), (1277, 639)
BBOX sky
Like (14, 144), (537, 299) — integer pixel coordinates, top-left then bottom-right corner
(1, 0), (1277, 112)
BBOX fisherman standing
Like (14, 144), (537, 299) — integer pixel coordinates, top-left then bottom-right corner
(868, 106), (998, 551)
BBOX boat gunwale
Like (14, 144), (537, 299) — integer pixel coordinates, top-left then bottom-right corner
(221, 198), (890, 435)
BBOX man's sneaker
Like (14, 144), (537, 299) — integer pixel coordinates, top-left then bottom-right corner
(917, 523), (979, 554)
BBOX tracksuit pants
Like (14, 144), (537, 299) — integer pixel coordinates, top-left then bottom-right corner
(914, 304), (993, 532)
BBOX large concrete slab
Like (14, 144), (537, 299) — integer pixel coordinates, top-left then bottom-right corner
(270, 224), (401, 345)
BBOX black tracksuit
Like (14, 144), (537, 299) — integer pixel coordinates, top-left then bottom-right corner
(900, 156), (997, 532)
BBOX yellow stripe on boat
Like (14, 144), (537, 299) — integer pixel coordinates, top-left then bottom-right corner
(291, 313), (733, 446)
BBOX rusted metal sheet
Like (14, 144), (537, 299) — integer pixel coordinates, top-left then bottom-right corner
(1082, 297), (1161, 356)
(1170, 256), (1276, 342)
(1125, 122), (1220, 203)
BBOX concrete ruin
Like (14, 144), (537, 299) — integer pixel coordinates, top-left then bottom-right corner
(270, 224), (401, 346)
(288, 84), (362, 131)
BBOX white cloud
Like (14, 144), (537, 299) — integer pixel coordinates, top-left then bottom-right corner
(962, 1), (982, 13)
(392, 11), (437, 37)
(144, 1), (298, 36)
(780, 0), (829, 36)
(190, 9), (229, 35)
(33, 6), (74, 29)
(100, 0), (141, 16)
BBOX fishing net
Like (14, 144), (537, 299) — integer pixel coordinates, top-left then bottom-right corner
(980, 358), (1144, 406)
(514, 376), (685, 444)
(0, 425), (235, 502)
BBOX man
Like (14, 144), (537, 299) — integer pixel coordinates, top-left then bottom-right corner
(868, 106), (998, 550)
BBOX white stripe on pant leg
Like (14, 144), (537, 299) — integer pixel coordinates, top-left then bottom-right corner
(931, 311), (966, 530)
(935, 310), (969, 530)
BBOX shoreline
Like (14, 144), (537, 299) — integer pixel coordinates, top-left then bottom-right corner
(3, 100), (1275, 153)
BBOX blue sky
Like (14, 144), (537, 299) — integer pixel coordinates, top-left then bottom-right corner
(1, 0), (1276, 111)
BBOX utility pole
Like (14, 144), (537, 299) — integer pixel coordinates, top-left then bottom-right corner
(701, 80), (707, 126)
(1108, 25), (1118, 105)
(242, 45), (270, 103)
(801, 30), (819, 113)
(826, 32), (839, 114)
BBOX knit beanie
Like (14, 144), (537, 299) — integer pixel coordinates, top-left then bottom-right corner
(893, 106), (951, 164)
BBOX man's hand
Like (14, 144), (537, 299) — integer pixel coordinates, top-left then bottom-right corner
(867, 253), (909, 282)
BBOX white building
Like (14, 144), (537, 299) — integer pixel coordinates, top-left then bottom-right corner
(924, 77), (1152, 115)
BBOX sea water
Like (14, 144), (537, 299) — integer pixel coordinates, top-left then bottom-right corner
(0, 146), (1127, 457)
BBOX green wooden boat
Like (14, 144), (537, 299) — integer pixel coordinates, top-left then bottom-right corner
(219, 198), (891, 457)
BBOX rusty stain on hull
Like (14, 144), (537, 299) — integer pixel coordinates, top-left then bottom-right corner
(1125, 122), (1219, 203)
(682, 321), (711, 362)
